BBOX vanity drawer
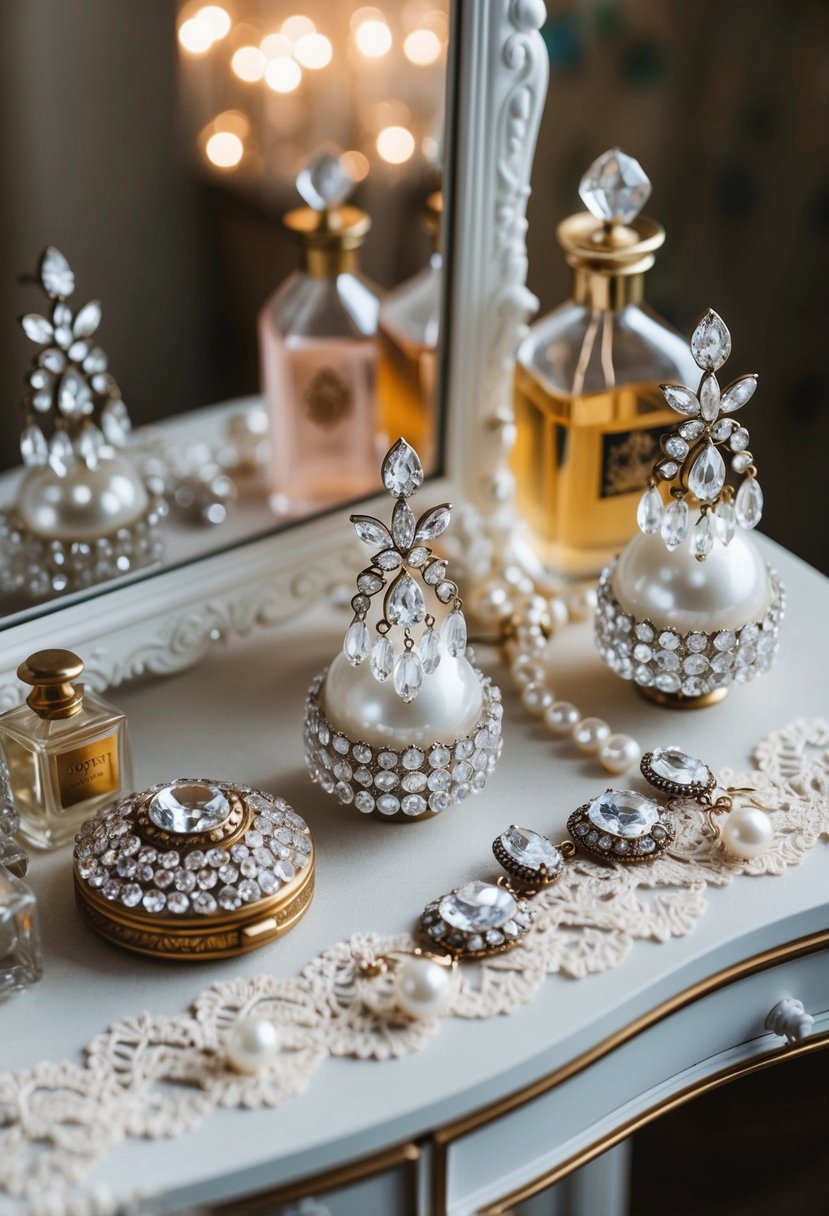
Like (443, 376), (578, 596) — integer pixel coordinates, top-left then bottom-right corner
(435, 937), (829, 1216)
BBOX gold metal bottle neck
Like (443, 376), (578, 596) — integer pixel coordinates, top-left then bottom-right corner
(571, 268), (645, 310)
(284, 203), (370, 280)
(300, 246), (360, 278)
(557, 210), (664, 312)
(17, 648), (85, 719)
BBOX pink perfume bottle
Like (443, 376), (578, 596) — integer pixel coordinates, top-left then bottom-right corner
(260, 151), (383, 516)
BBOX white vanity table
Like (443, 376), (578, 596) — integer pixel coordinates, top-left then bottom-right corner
(2, 535), (827, 1216)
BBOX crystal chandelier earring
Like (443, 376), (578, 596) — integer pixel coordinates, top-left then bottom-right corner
(595, 308), (784, 708)
(305, 438), (503, 821)
(0, 247), (165, 599)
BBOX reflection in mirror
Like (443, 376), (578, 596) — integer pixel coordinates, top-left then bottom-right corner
(0, 1), (449, 624)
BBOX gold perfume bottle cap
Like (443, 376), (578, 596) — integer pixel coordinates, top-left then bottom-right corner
(285, 149), (370, 277)
(18, 649), (85, 719)
(558, 148), (665, 308)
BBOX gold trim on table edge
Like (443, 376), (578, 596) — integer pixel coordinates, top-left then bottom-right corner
(431, 926), (829, 1214)
(206, 1139), (420, 1214)
(477, 1028), (829, 1214)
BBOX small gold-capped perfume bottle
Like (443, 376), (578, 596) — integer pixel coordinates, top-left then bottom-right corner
(0, 650), (133, 849)
(513, 149), (699, 579)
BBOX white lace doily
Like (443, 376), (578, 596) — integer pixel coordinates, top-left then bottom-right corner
(2, 719), (827, 1216)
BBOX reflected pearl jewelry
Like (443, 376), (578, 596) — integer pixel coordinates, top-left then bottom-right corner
(357, 947), (458, 1020)
(225, 1016), (281, 1074)
(0, 246), (165, 600)
(305, 439), (503, 820)
(595, 308), (784, 707)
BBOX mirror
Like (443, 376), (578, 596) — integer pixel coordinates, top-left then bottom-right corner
(0, 0), (450, 627)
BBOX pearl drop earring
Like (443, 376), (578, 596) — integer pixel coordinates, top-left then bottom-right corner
(357, 947), (458, 1020)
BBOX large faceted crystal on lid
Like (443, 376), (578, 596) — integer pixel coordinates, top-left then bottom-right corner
(579, 148), (651, 224)
(148, 783), (231, 834)
(440, 880), (516, 932)
(649, 747), (712, 788)
(296, 150), (355, 211)
(500, 827), (562, 875)
(587, 790), (660, 838)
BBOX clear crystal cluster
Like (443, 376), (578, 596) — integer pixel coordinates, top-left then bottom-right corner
(18, 247), (133, 474)
(420, 879), (534, 957)
(342, 438), (467, 704)
(0, 752), (27, 878)
(636, 309), (764, 561)
(595, 560), (785, 699)
(0, 500), (166, 600)
(73, 781), (311, 917)
(304, 666), (503, 818)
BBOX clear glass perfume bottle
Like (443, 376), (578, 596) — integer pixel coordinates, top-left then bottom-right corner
(260, 150), (383, 516)
(377, 191), (442, 473)
(513, 149), (700, 578)
(0, 649), (133, 849)
(0, 867), (42, 998)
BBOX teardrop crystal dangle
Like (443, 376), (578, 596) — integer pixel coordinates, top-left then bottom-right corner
(636, 485), (663, 534)
(419, 626), (442, 674)
(442, 608), (468, 658)
(735, 477), (763, 529)
(691, 512), (713, 561)
(343, 620), (370, 666)
(713, 496), (736, 544)
(394, 648), (424, 702)
(370, 634), (394, 681)
(660, 498), (688, 550)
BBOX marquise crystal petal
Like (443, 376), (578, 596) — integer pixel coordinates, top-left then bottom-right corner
(351, 515), (393, 549)
(587, 790), (660, 838)
(392, 499), (416, 549)
(439, 880), (517, 932)
(21, 314), (53, 344)
(735, 477), (763, 529)
(636, 487), (663, 534)
(414, 505), (451, 542)
(720, 375), (757, 414)
(40, 246), (75, 298)
(690, 309), (731, 371)
(699, 374), (720, 422)
(386, 572), (426, 627)
(661, 385), (699, 417)
(648, 747), (712, 790)
(678, 420), (705, 441)
(661, 498), (688, 550)
(73, 300), (102, 338)
(382, 438), (424, 498)
(688, 443), (726, 502)
(578, 148), (651, 224)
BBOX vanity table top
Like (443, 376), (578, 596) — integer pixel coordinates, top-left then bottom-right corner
(2, 535), (827, 1213)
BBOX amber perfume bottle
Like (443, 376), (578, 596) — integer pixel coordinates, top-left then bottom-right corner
(0, 650), (133, 849)
(377, 191), (442, 473)
(513, 149), (699, 579)
(260, 151), (383, 516)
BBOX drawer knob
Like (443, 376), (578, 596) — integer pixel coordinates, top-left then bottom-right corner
(765, 997), (814, 1043)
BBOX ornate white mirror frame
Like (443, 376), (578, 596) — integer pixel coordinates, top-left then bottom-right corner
(0, 0), (549, 707)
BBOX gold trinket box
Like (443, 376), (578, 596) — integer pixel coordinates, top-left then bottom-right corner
(73, 778), (315, 960)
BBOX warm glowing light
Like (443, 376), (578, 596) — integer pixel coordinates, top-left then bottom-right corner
(178, 17), (213, 54)
(403, 28), (441, 65)
(265, 56), (302, 92)
(293, 32), (332, 69)
(260, 32), (292, 60)
(376, 125), (415, 164)
(197, 5), (231, 40)
(205, 131), (244, 168)
(231, 45), (267, 82)
(214, 109), (250, 137)
(281, 14), (316, 45)
(354, 18), (392, 57)
(341, 149), (370, 182)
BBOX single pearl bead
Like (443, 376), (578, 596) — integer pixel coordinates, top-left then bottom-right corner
(225, 1016), (281, 1074)
(548, 598), (570, 629)
(393, 957), (456, 1019)
(511, 655), (545, 686)
(599, 733), (640, 775)
(544, 700), (580, 736)
(720, 807), (774, 859)
(573, 717), (611, 755)
(522, 682), (553, 718)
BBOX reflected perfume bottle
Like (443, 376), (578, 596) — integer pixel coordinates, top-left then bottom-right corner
(377, 191), (442, 473)
(0, 867), (42, 998)
(0, 649), (133, 849)
(260, 150), (383, 516)
(513, 149), (699, 579)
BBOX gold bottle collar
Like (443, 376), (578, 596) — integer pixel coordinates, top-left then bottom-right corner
(557, 211), (665, 310)
(284, 204), (370, 279)
(17, 648), (85, 719)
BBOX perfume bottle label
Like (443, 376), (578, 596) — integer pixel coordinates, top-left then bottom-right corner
(600, 423), (666, 498)
(303, 366), (353, 430)
(56, 734), (119, 809)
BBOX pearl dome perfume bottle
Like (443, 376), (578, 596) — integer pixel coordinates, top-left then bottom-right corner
(0, 649), (133, 848)
(513, 149), (699, 580)
(260, 150), (384, 516)
(595, 309), (783, 707)
(304, 438), (503, 821)
(377, 191), (442, 473)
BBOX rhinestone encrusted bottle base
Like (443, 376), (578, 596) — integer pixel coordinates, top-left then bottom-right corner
(304, 665), (503, 821)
